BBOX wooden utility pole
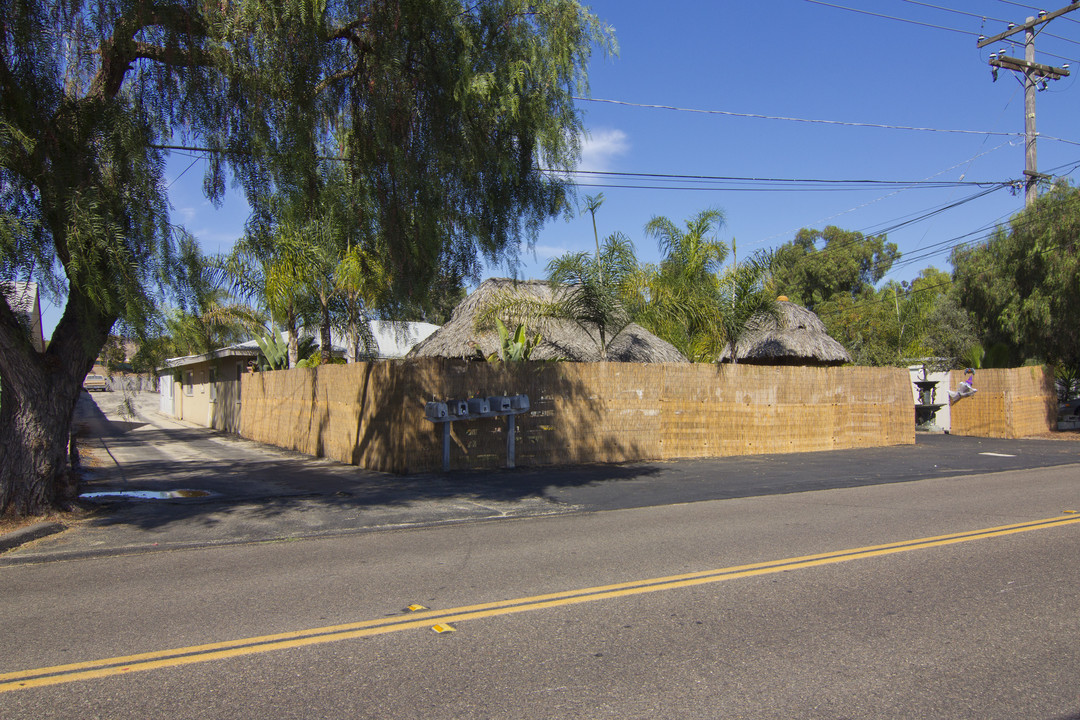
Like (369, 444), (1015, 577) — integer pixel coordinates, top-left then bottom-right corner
(978, 5), (1078, 206)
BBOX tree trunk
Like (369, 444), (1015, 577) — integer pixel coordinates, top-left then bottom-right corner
(320, 294), (332, 365)
(0, 292), (112, 516)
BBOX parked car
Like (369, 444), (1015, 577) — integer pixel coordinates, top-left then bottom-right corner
(1059, 398), (1080, 419)
(83, 374), (108, 392)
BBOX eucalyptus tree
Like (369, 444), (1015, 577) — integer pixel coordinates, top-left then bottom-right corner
(771, 226), (899, 310)
(0, 0), (613, 515)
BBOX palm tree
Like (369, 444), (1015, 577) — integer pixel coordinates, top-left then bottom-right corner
(582, 192), (605, 280)
(634, 209), (729, 362)
(710, 252), (779, 364)
(479, 232), (640, 359)
(168, 233), (265, 357)
(336, 242), (385, 363)
(644, 208), (728, 281)
(223, 230), (318, 368)
(546, 231), (639, 356)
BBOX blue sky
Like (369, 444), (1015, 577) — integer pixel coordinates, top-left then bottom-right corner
(45, 0), (1080, 334)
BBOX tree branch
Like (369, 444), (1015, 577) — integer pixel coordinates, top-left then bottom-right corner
(90, 3), (211, 100)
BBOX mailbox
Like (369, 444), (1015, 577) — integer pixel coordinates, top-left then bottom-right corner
(448, 400), (469, 417)
(467, 397), (490, 416)
(510, 395), (530, 412)
(487, 396), (512, 413)
(424, 402), (448, 421)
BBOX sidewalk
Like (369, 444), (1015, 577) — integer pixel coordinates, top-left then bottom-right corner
(3, 391), (1079, 565)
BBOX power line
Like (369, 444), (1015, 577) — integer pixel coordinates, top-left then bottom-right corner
(899, 0), (1011, 27)
(996, 0), (1080, 25)
(557, 169), (1007, 190)
(808, 0), (1080, 62)
(932, 0), (1080, 49)
(575, 97), (1028, 138)
(752, 139), (1021, 249)
(805, 0), (976, 35)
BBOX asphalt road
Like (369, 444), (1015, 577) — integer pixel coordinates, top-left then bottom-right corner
(1, 392), (1080, 718)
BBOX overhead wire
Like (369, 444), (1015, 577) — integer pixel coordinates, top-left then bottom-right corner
(575, 97), (1027, 138)
(804, 0), (976, 35)
(807, 0), (1080, 63)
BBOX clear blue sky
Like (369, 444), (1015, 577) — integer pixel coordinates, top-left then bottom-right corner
(42, 0), (1080, 333)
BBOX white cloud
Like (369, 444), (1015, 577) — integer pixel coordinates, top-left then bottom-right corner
(579, 128), (629, 172)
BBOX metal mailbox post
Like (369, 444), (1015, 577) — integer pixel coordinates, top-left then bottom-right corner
(424, 395), (531, 471)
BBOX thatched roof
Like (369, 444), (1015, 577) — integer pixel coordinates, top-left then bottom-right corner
(407, 278), (689, 363)
(718, 300), (852, 366)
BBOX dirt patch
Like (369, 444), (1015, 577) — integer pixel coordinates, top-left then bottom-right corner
(1024, 428), (1080, 441)
(0, 507), (91, 536)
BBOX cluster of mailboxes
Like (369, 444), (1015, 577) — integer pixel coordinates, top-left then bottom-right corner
(424, 394), (530, 422)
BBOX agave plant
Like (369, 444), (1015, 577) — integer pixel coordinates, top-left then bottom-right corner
(487, 318), (542, 363)
(254, 327), (290, 371)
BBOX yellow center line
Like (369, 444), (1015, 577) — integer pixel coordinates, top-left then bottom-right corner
(3, 514), (1078, 693)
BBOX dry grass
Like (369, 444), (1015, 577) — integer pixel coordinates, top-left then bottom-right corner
(0, 509), (80, 535)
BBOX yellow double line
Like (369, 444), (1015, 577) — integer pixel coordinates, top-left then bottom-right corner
(3, 513), (1078, 693)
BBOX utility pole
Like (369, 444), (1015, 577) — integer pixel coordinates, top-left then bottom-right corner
(978, 4), (1077, 207)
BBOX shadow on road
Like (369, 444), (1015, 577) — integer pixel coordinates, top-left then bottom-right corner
(69, 391), (1080, 536)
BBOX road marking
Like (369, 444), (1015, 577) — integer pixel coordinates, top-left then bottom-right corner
(980, 452), (1017, 457)
(3, 514), (1079, 694)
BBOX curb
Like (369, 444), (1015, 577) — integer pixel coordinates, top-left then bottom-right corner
(0, 522), (66, 553)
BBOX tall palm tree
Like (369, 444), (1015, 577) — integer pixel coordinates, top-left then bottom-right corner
(644, 208), (728, 282)
(634, 209), (729, 362)
(336, 241), (385, 363)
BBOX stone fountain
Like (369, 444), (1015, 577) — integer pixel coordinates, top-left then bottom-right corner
(912, 364), (944, 432)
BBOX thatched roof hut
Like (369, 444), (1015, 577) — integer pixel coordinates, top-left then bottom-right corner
(407, 278), (689, 363)
(718, 300), (852, 366)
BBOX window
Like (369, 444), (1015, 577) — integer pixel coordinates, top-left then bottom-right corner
(209, 367), (217, 401)
(184, 371), (193, 396)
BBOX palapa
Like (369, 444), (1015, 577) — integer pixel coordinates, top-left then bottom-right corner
(718, 300), (851, 366)
(407, 278), (689, 363)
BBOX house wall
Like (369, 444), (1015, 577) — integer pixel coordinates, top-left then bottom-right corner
(948, 366), (1057, 438)
(239, 359), (916, 473)
(169, 357), (249, 433)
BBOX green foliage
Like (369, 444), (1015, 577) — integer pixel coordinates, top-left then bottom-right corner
(632, 209), (729, 361)
(295, 353), (345, 369)
(814, 267), (979, 368)
(487, 318), (542, 362)
(100, 336), (128, 374)
(546, 231), (639, 355)
(771, 226), (900, 310)
(921, 292), (980, 368)
(165, 236), (265, 357)
(712, 253), (779, 364)
(0, 0), (614, 514)
(255, 328), (290, 371)
(952, 182), (1080, 378)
